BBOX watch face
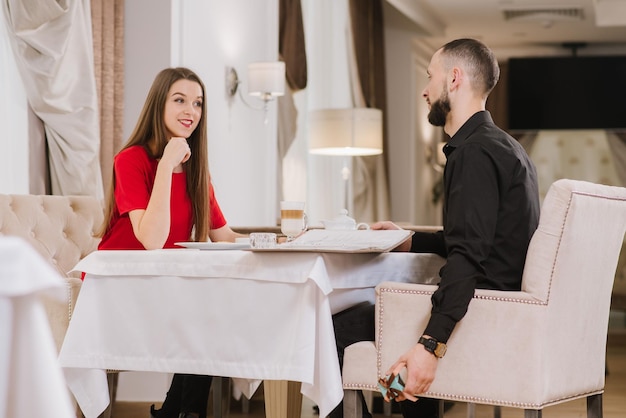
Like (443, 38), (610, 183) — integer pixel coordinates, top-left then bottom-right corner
(434, 343), (447, 358)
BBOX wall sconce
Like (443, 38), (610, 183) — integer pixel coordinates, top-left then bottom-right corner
(225, 61), (285, 123)
(308, 108), (383, 212)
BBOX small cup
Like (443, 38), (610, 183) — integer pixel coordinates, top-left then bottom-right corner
(249, 232), (277, 249)
(280, 201), (308, 241)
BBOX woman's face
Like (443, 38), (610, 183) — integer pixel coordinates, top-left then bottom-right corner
(163, 79), (203, 139)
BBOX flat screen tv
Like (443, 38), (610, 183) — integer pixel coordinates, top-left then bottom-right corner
(507, 56), (626, 131)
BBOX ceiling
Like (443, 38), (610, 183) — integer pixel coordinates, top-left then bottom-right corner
(387, 0), (626, 59)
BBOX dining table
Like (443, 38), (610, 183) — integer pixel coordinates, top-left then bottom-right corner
(58, 244), (445, 418)
(0, 236), (76, 418)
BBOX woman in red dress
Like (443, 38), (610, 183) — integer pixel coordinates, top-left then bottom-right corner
(98, 67), (244, 418)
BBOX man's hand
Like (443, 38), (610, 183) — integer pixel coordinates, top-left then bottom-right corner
(370, 221), (412, 252)
(385, 343), (438, 402)
(370, 220), (401, 231)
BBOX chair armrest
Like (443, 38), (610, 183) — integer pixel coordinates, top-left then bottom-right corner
(342, 341), (379, 391)
(374, 281), (551, 404)
(374, 281), (603, 406)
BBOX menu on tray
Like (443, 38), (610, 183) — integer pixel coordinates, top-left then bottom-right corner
(250, 229), (414, 253)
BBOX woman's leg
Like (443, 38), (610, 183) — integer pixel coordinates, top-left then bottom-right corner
(179, 374), (213, 418)
(151, 374), (185, 418)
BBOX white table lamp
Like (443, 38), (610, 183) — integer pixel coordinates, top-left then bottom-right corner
(308, 108), (383, 212)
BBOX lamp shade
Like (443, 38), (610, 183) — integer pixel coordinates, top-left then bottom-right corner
(308, 108), (383, 156)
(247, 61), (285, 98)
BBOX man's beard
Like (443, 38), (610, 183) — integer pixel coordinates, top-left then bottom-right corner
(427, 90), (451, 127)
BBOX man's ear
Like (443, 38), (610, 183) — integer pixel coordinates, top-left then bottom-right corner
(449, 67), (462, 91)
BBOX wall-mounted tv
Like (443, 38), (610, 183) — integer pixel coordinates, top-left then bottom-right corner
(507, 56), (626, 131)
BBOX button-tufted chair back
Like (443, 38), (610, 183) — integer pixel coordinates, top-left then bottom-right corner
(0, 194), (104, 351)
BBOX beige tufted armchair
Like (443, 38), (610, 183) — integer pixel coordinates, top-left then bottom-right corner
(0, 194), (103, 414)
(341, 179), (626, 418)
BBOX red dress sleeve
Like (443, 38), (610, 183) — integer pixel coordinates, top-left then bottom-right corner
(209, 184), (227, 229)
(114, 146), (155, 215)
(98, 146), (192, 250)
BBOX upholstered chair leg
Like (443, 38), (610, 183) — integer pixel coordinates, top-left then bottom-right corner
(241, 395), (250, 413)
(438, 399), (444, 417)
(212, 376), (223, 418)
(211, 376), (231, 418)
(466, 402), (475, 418)
(523, 409), (542, 418)
(343, 389), (362, 418)
(587, 393), (603, 418)
(494, 405), (502, 418)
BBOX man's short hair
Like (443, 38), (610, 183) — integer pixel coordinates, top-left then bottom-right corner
(440, 38), (500, 97)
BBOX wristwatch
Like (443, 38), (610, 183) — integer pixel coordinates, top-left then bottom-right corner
(418, 336), (447, 358)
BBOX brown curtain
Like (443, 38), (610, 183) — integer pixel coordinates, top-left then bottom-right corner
(279, 0), (307, 92)
(348, 0), (389, 222)
(91, 0), (125, 197)
(277, 0), (306, 201)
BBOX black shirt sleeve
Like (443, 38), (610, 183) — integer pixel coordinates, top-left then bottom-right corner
(410, 230), (446, 257)
(423, 143), (500, 343)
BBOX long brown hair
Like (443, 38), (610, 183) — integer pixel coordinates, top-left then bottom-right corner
(98, 67), (210, 241)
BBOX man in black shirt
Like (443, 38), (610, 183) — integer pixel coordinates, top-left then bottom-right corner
(330, 38), (540, 418)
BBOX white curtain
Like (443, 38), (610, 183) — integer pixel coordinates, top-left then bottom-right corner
(607, 132), (626, 186)
(528, 129), (626, 288)
(299, 0), (354, 224)
(296, 0), (390, 224)
(0, 12), (29, 194)
(605, 132), (626, 289)
(528, 130), (622, 201)
(345, 6), (389, 223)
(2, 0), (103, 198)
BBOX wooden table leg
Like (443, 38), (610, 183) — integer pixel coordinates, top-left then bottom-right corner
(263, 380), (303, 418)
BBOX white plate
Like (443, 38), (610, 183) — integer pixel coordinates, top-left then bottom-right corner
(175, 242), (251, 250)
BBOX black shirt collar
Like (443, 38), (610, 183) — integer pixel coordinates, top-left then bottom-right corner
(443, 111), (493, 157)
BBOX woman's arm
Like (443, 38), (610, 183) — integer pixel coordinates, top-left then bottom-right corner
(209, 225), (246, 243)
(129, 138), (191, 249)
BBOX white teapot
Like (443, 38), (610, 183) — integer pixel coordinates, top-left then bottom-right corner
(321, 209), (370, 230)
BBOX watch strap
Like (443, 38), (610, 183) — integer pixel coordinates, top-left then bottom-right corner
(418, 336), (447, 358)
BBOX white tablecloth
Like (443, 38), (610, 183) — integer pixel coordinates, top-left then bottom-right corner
(0, 236), (75, 418)
(59, 249), (444, 418)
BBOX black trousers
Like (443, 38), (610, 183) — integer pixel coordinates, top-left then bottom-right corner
(158, 374), (213, 418)
(328, 303), (439, 418)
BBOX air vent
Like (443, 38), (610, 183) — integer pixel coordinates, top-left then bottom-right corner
(502, 7), (585, 22)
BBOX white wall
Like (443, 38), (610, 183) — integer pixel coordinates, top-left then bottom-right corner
(178, 0), (279, 227)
